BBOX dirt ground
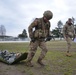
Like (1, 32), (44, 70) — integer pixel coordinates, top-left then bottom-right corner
(0, 62), (24, 75)
(0, 60), (52, 75)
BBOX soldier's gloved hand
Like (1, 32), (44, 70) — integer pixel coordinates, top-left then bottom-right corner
(72, 34), (76, 41)
(45, 36), (52, 42)
(31, 38), (35, 43)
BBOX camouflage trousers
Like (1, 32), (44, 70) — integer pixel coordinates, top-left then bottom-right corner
(26, 40), (48, 62)
(66, 37), (72, 52)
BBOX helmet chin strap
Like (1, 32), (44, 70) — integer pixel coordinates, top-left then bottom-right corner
(68, 23), (72, 25)
(43, 17), (49, 23)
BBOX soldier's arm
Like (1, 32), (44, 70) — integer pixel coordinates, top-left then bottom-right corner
(63, 25), (67, 39)
(72, 26), (76, 40)
(48, 22), (51, 36)
(28, 19), (38, 39)
(45, 22), (51, 42)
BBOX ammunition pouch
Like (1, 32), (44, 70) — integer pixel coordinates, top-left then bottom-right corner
(31, 37), (45, 42)
(33, 29), (45, 38)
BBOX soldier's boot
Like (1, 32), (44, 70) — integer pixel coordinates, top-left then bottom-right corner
(25, 51), (35, 67)
(25, 61), (33, 67)
(37, 59), (45, 66)
(66, 51), (72, 57)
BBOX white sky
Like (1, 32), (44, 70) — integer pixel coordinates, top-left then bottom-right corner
(0, 0), (76, 37)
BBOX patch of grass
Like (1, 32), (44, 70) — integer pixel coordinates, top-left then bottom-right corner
(0, 43), (29, 53)
(0, 40), (76, 75)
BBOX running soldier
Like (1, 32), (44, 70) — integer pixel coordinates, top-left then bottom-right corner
(63, 18), (75, 56)
(26, 10), (53, 67)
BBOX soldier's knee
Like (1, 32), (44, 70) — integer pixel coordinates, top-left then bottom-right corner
(43, 47), (48, 52)
(43, 49), (48, 54)
(31, 52), (35, 57)
(45, 49), (48, 53)
(30, 46), (37, 51)
(67, 43), (71, 48)
(68, 42), (71, 45)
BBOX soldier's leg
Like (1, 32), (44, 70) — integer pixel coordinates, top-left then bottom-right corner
(67, 37), (72, 52)
(26, 41), (38, 66)
(66, 37), (72, 56)
(37, 41), (48, 66)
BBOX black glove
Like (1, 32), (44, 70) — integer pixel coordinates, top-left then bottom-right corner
(31, 38), (35, 43)
(45, 36), (52, 42)
(72, 34), (75, 41)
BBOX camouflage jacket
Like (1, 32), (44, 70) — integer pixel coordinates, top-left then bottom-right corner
(63, 23), (75, 38)
(28, 18), (51, 39)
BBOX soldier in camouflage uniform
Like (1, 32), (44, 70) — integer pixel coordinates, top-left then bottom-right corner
(26, 10), (53, 67)
(63, 18), (75, 57)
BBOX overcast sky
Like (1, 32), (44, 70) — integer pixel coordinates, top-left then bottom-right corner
(0, 0), (76, 37)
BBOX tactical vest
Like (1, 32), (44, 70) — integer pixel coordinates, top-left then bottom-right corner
(65, 24), (74, 37)
(33, 18), (50, 38)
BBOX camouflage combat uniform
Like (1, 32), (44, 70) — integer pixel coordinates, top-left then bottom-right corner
(63, 18), (75, 56)
(26, 10), (53, 66)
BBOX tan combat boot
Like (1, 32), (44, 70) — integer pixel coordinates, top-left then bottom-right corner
(66, 52), (72, 57)
(25, 61), (33, 67)
(37, 59), (45, 66)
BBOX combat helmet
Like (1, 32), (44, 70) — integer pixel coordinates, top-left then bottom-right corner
(43, 10), (53, 20)
(67, 18), (73, 25)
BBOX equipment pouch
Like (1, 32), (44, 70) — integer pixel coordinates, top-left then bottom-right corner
(34, 29), (44, 38)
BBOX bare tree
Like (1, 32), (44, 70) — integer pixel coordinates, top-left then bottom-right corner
(57, 20), (63, 40)
(57, 20), (63, 28)
(0, 25), (6, 36)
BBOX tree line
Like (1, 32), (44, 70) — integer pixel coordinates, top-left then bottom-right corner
(0, 25), (28, 39)
(0, 17), (76, 40)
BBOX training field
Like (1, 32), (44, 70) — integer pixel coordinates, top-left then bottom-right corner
(0, 40), (76, 75)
